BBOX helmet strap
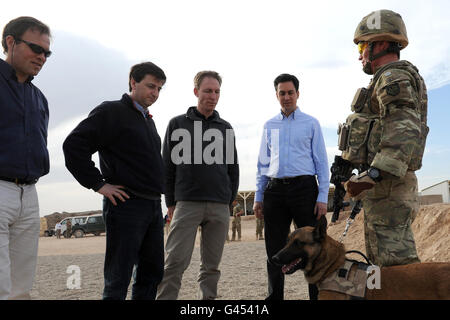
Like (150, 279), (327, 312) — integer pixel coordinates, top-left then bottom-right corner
(364, 42), (400, 75)
(371, 42), (400, 60)
(363, 42), (375, 75)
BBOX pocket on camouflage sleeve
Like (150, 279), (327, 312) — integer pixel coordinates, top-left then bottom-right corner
(378, 80), (417, 112)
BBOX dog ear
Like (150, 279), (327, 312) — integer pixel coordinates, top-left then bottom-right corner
(313, 215), (327, 242)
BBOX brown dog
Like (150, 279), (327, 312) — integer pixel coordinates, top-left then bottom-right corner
(272, 216), (450, 300)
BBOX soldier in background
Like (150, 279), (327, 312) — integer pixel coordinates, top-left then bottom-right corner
(342, 10), (428, 267)
(226, 205), (231, 243)
(65, 219), (72, 238)
(231, 200), (243, 241)
(256, 215), (264, 240)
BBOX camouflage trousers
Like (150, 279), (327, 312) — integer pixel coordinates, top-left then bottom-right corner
(256, 217), (264, 238)
(362, 170), (420, 267)
(232, 218), (241, 240)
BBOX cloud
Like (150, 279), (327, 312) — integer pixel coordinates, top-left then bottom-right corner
(28, 31), (134, 214)
(422, 62), (450, 90)
(33, 31), (132, 128)
(46, 116), (86, 168)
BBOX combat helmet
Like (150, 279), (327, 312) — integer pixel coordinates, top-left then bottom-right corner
(354, 9), (408, 49)
(354, 9), (408, 74)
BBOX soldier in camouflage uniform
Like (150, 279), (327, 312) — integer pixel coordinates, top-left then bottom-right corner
(256, 215), (264, 240)
(231, 200), (243, 241)
(341, 10), (428, 267)
(65, 219), (72, 238)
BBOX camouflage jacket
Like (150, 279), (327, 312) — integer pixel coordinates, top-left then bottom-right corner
(340, 60), (428, 177)
(233, 203), (243, 218)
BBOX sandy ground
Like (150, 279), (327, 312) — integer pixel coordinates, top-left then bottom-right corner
(31, 216), (309, 300)
(31, 204), (450, 300)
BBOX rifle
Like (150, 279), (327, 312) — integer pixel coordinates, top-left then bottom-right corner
(330, 155), (354, 222)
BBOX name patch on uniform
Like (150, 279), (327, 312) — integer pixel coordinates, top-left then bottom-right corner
(385, 83), (400, 96)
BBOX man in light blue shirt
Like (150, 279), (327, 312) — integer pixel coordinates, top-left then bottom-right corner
(253, 74), (329, 300)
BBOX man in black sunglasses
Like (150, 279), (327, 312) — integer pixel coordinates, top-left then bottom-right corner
(14, 38), (52, 58)
(0, 16), (51, 300)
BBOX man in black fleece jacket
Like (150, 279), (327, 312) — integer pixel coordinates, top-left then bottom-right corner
(63, 62), (166, 300)
(157, 71), (239, 300)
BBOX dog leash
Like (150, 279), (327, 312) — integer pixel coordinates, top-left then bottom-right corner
(339, 217), (354, 242)
(345, 250), (372, 265)
(338, 200), (363, 243)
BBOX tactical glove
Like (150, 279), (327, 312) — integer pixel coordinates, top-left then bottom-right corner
(344, 173), (376, 201)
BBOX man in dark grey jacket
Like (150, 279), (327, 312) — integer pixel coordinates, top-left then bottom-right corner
(157, 71), (239, 300)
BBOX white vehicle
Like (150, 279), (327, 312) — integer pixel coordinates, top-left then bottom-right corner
(55, 216), (89, 237)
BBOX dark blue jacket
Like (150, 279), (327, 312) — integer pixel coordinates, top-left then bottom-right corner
(63, 94), (164, 196)
(0, 59), (49, 180)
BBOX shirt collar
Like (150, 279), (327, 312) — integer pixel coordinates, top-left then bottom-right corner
(132, 99), (152, 119)
(278, 106), (300, 120)
(0, 58), (34, 83)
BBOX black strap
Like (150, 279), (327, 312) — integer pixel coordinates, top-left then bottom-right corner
(345, 250), (372, 265)
(369, 42), (400, 63)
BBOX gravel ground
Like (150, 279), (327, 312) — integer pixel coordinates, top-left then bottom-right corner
(30, 240), (309, 300)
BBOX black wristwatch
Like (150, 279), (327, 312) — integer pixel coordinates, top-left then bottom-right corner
(368, 167), (382, 182)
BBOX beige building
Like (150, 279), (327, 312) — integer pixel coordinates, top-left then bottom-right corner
(420, 180), (449, 204)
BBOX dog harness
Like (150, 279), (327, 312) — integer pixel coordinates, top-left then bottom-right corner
(318, 259), (369, 299)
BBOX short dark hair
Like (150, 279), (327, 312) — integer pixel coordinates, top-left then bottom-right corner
(2, 16), (51, 54)
(194, 71), (222, 89)
(129, 62), (166, 92)
(274, 73), (299, 92)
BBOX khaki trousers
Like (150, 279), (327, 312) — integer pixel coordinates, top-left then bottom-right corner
(0, 180), (40, 300)
(156, 201), (229, 300)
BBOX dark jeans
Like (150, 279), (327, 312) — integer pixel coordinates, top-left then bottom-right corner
(263, 175), (319, 300)
(102, 197), (164, 300)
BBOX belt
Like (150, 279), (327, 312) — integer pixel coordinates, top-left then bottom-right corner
(0, 176), (38, 185)
(270, 175), (314, 185)
(125, 189), (161, 201)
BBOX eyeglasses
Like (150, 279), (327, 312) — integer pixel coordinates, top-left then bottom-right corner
(358, 42), (368, 55)
(15, 38), (52, 58)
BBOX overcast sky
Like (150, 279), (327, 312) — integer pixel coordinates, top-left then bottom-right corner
(2, 0), (450, 216)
